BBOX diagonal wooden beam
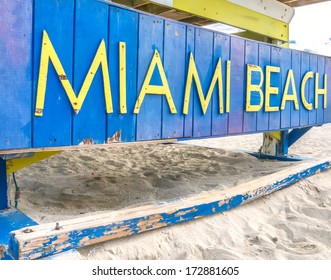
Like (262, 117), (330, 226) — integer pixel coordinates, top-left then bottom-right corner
(9, 158), (331, 259)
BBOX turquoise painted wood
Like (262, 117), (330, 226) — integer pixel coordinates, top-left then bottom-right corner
(0, 0), (331, 151)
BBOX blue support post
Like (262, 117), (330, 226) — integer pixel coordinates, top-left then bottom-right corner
(0, 158), (8, 210)
(280, 130), (289, 156)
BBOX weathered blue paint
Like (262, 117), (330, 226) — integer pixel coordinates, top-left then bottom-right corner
(10, 160), (331, 260)
(228, 37), (245, 134)
(1, 0), (330, 151)
(280, 48), (292, 129)
(72, 0), (109, 145)
(0, 0), (32, 149)
(162, 21), (186, 139)
(193, 28), (214, 137)
(33, 0), (74, 147)
(212, 33), (230, 136)
(0, 209), (37, 260)
(291, 51), (301, 127)
(243, 40), (259, 132)
(108, 6), (138, 142)
(257, 44), (271, 131)
(183, 27), (195, 138)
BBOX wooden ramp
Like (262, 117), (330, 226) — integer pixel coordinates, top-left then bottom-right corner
(9, 158), (331, 260)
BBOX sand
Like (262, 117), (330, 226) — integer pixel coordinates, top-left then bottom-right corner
(13, 124), (331, 260)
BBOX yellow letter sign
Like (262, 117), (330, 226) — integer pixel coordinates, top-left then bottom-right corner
(35, 31), (113, 116)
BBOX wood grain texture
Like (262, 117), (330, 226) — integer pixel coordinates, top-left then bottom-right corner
(9, 158), (331, 259)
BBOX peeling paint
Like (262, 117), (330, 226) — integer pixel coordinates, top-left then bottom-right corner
(107, 130), (121, 143)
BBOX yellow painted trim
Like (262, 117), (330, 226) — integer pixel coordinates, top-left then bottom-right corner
(266, 131), (281, 141)
(301, 71), (313, 111)
(119, 42), (127, 114)
(246, 64), (264, 112)
(265, 65), (280, 112)
(183, 53), (225, 115)
(281, 69), (299, 110)
(133, 50), (177, 114)
(35, 31), (113, 116)
(6, 151), (61, 174)
(315, 73), (327, 109)
(171, 0), (288, 42)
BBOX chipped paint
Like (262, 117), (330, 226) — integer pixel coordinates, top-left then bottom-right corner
(106, 130), (121, 143)
(79, 138), (94, 145)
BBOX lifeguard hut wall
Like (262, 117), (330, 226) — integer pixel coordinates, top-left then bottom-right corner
(1, 0), (331, 153)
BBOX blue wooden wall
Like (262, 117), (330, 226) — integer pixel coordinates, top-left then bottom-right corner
(0, 0), (330, 151)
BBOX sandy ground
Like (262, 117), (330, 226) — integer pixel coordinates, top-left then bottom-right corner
(14, 124), (331, 260)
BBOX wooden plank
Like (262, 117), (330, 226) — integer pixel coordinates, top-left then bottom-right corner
(183, 27), (195, 138)
(228, 37), (245, 134)
(308, 54), (318, 126)
(316, 56), (325, 125)
(268, 46), (281, 131)
(300, 52), (310, 126)
(162, 20), (186, 139)
(325, 57), (331, 123)
(193, 28), (213, 137)
(256, 44), (270, 131)
(33, 0), (74, 148)
(243, 40), (259, 133)
(280, 48), (292, 129)
(10, 158), (331, 260)
(212, 33), (230, 136)
(0, 0), (32, 149)
(72, 0), (109, 145)
(290, 50), (301, 128)
(108, 6), (138, 142)
(136, 14), (164, 141)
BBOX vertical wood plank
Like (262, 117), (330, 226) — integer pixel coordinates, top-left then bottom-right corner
(108, 6), (138, 143)
(136, 14), (164, 141)
(228, 37), (245, 134)
(33, 0), (74, 147)
(300, 52), (310, 126)
(183, 27), (195, 138)
(212, 33), (230, 136)
(316, 56), (325, 125)
(308, 54), (317, 126)
(280, 48), (292, 129)
(0, 0), (32, 149)
(290, 50), (301, 128)
(243, 40), (259, 132)
(193, 29), (213, 137)
(162, 21), (186, 139)
(257, 44), (270, 131)
(72, 0), (109, 145)
(268, 46), (281, 131)
(325, 57), (331, 123)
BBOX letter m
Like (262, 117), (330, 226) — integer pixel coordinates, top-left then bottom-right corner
(35, 30), (112, 116)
